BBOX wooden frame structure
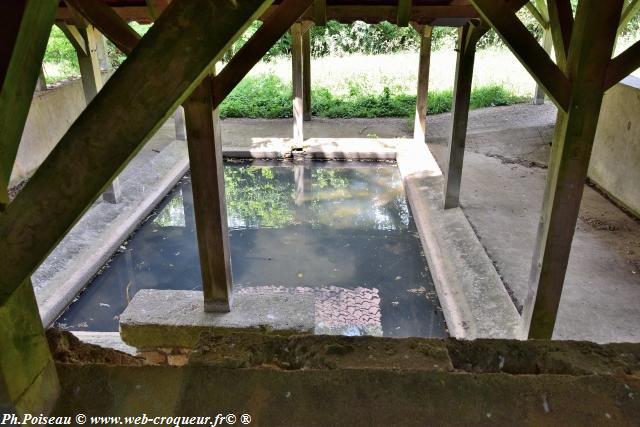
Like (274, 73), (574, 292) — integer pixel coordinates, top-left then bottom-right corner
(2, 0), (640, 412)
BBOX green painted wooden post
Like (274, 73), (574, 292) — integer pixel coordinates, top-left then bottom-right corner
(0, 0), (58, 207)
(522, 0), (625, 339)
(0, 0), (273, 306)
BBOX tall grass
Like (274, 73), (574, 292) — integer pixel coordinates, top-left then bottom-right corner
(219, 74), (526, 119)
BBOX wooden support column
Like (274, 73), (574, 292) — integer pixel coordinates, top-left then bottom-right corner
(443, 23), (486, 209)
(531, 0), (552, 105)
(534, 27), (553, 104)
(522, 0), (624, 339)
(36, 66), (48, 92)
(302, 25), (312, 121)
(291, 22), (305, 143)
(71, 24), (123, 204)
(95, 32), (110, 72)
(174, 106), (187, 141)
(183, 76), (232, 312)
(413, 24), (432, 142)
(397, 0), (412, 26)
(0, 0), (58, 208)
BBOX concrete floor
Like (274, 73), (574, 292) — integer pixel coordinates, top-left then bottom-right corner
(220, 103), (640, 343)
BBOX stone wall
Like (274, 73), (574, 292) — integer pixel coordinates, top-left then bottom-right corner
(10, 72), (112, 187)
(50, 332), (640, 425)
(590, 76), (640, 217)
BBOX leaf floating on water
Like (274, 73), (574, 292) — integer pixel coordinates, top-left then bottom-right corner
(297, 272), (304, 279)
(395, 276), (402, 281)
(407, 286), (426, 295)
(99, 303), (111, 308)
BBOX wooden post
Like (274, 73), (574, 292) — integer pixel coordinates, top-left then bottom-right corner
(534, 27), (553, 104)
(522, 0), (624, 339)
(0, 0), (58, 208)
(291, 23), (305, 143)
(184, 77), (232, 312)
(174, 106), (187, 141)
(183, 76), (233, 312)
(413, 24), (433, 142)
(443, 24), (484, 209)
(302, 25), (312, 121)
(95, 32), (111, 72)
(36, 66), (48, 92)
(66, 24), (122, 204)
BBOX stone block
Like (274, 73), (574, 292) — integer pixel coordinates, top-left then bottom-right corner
(120, 289), (315, 350)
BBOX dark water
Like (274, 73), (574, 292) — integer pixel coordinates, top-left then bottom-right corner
(55, 160), (447, 338)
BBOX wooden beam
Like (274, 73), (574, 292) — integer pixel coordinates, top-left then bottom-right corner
(470, 0), (571, 111)
(57, 23), (87, 56)
(547, 0), (573, 68)
(0, 0), (273, 306)
(523, 0), (625, 339)
(303, 25), (312, 121)
(313, 0), (327, 25)
(146, 0), (171, 20)
(525, 2), (547, 29)
(413, 24), (433, 142)
(397, 0), (412, 27)
(76, 26), (103, 103)
(443, 22), (487, 209)
(0, 0), (58, 208)
(212, 0), (313, 107)
(291, 22), (305, 143)
(64, 0), (140, 55)
(534, 27), (553, 104)
(605, 38), (640, 90)
(618, 0), (640, 35)
(183, 76), (232, 312)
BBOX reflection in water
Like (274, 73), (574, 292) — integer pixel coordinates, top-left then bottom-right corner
(56, 161), (447, 338)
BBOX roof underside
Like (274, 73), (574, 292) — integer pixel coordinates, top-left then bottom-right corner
(56, 0), (478, 26)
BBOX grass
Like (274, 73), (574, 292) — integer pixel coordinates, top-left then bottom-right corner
(219, 73), (526, 120)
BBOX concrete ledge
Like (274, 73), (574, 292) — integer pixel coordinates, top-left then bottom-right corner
(33, 140), (189, 327)
(52, 333), (640, 425)
(119, 290), (315, 350)
(304, 137), (398, 160)
(397, 139), (522, 339)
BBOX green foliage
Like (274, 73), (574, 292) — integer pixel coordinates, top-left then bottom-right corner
(224, 166), (294, 228)
(42, 26), (80, 82)
(219, 75), (526, 120)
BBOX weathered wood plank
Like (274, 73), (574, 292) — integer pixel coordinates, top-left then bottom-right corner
(291, 23), (305, 143)
(525, 2), (547, 28)
(0, 0), (273, 305)
(470, 0), (571, 111)
(605, 38), (640, 89)
(183, 76), (233, 312)
(57, 23), (87, 56)
(523, 0), (624, 339)
(443, 22), (487, 209)
(546, 0), (573, 69)
(534, 27), (553, 104)
(397, 0), (412, 26)
(64, 0), (141, 54)
(212, 0), (314, 107)
(413, 25), (432, 142)
(0, 0), (58, 207)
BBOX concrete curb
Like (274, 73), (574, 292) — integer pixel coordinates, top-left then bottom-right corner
(396, 139), (522, 339)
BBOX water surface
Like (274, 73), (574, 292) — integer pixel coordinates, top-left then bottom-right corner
(56, 160), (446, 337)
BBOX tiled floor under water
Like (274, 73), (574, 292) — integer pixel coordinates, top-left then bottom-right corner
(56, 160), (447, 338)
